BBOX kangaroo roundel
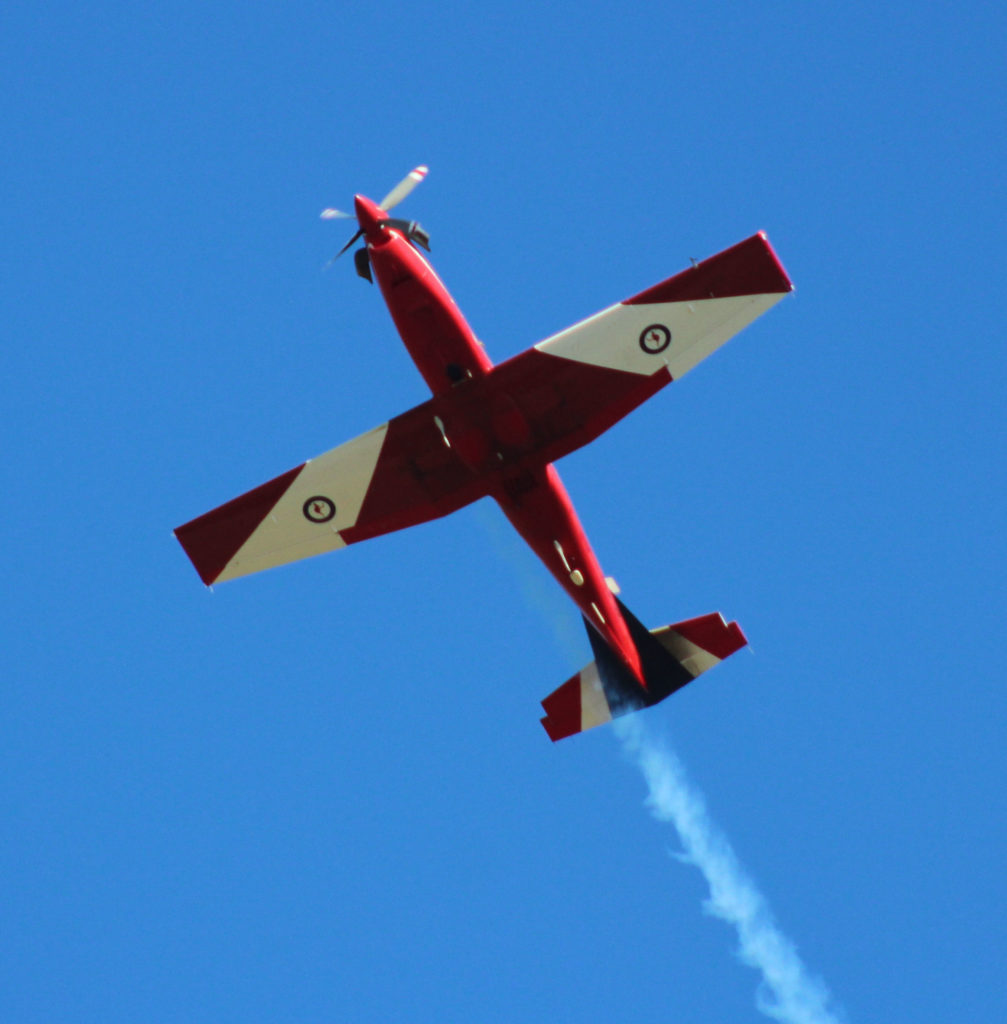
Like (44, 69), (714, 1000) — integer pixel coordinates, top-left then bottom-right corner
(303, 496), (336, 523)
(639, 324), (671, 354)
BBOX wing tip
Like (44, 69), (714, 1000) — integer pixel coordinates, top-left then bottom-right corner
(173, 463), (306, 587)
(174, 524), (223, 585)
(625, 231), (794, 305)
(754, 231), (795, 294)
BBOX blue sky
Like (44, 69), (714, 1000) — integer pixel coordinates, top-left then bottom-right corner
(3, 2), (1005, 1021)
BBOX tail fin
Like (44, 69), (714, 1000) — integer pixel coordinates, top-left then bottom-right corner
(540, 601), (746, 741)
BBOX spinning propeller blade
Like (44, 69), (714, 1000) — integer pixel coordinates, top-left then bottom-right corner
(379, 165), (428, 211)
(323, 227), (364, 269)
(335, 228), (363, 258)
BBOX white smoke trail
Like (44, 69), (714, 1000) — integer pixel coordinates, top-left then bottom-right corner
(476, 502), (845, 1021)
(615, 714), (846, 1024)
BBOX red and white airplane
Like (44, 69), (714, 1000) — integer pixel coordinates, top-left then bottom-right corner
(175, 167), (793, 741)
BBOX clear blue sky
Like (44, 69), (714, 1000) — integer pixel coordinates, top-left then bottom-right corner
(3, 2), (1005, 1021)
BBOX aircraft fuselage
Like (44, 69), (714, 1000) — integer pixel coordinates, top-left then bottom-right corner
(356, 193), (647, 684)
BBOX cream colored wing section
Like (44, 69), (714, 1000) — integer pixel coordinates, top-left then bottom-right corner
(176, 423), (387, 584)
(216, 424), (389, 582)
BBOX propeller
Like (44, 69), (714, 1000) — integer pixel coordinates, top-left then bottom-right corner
(321, 166), (430, 278)
(378, 164), (428, 211)
(320, 165), (428, 227)
(331, 228), (363, 260)
(320, 228), (363, 272)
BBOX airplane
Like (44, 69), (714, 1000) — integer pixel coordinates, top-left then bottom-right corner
(174, 167), (793, 741)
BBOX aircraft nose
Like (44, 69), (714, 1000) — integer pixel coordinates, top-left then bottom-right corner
(353, 194), (384, 238)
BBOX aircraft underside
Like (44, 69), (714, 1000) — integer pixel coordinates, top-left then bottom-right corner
(175, 170), (792, 739)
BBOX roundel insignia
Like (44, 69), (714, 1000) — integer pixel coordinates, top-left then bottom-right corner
(303, 496), (336, 524)
(639, 323), (671, 354)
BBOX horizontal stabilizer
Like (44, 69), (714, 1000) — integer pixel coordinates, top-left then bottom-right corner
(540, 604), (746, 741)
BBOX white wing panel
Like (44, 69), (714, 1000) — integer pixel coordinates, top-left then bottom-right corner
(215, 423), (388, 582)
(534, 292), (785, 380)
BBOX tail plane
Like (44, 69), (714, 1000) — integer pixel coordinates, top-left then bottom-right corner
(540, 601), (747, 741)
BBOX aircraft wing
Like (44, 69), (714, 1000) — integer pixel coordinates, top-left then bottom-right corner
(534, 231), (793, 379)
(175, 400), (487, 585)
(477, 232), (794, 467)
